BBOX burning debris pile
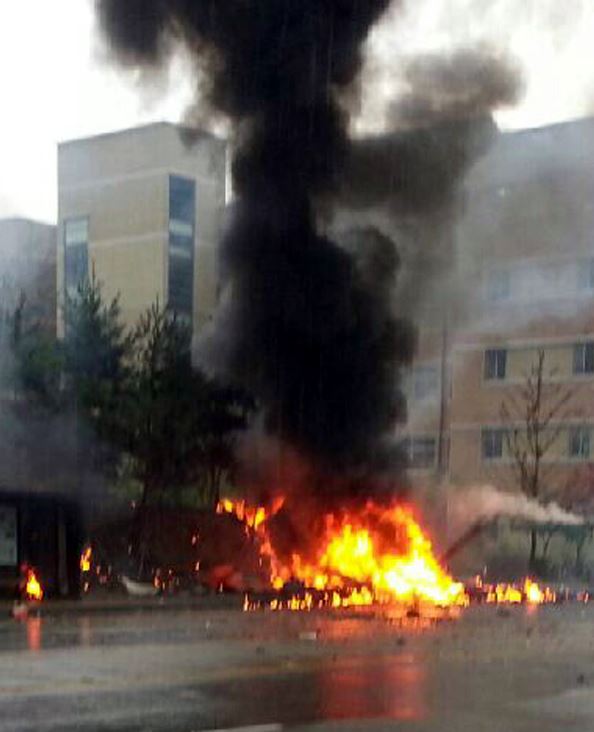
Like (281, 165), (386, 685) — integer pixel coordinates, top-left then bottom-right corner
(219, 499), (592, 613)
(217, 497), (467, 610)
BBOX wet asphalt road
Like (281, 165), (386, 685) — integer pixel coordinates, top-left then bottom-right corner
(1, 604), (594, 731)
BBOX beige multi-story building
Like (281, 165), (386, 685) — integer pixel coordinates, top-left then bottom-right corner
(57, 122), (227, 336)
(0, 217), (57, 333)
(403, 117), (594, 506)
(450, 117), (594, 495)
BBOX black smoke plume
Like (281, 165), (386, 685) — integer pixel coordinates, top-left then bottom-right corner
(96, 6), (521, 508)
(96, 1), (416, 493)
(343, 48), (521, 216)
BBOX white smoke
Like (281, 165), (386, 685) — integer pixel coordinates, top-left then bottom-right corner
(447, 484), (584, 539)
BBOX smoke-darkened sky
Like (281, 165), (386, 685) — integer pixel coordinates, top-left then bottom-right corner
(1, 0), (594, 222)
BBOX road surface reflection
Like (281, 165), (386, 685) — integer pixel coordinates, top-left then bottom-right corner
(316, 654), (427, 722)
(25, 616), (42, 652)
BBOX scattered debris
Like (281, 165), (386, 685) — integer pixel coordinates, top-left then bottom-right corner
(11, 602), (29, 621)
(121, 575), (159, 597)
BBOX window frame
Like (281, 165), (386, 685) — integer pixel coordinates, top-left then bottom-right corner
(481, 428), (506, 461)
(573, 342), (594, 375)
(568, 426), (591, 460)
(484, 348), (507, 381)
(168, 175), (196, 319)
(402, 435), (437, 470)
(63, 216), (89, 297)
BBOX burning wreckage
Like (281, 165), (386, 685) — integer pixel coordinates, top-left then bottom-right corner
(217, 497), (467, 611)
(76, 490), (584, 616)
(215, 497), (572, 612)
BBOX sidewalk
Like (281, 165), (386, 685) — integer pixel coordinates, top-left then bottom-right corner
(0, 592), (244, 618)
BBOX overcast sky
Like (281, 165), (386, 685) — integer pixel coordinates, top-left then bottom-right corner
(1, 0), (594, 224)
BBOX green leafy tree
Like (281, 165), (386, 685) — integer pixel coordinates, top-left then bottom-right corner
(4, 273), (133, 494)
(4, 270), (252, 561)
(194, 380), (253, 508)
(121, 302), (250, 509)
(62, 272), (132, 440)
(116, 302), (252, 578)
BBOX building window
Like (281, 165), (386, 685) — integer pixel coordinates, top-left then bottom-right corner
(573, 342), (594, 375)
(168, 175), (196, 318)
(577, 258), (594, 291)
(402, 436), (437, 469)
(484, 349), (507, 380)
(569, 427), (591, 459)
(486, 269), (510, 302)
(64, 217), (88, 298)
(482, 428), (505, 460)
(412, 365), (439, 400)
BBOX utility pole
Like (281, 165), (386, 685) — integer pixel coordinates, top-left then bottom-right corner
(436, 315), (449, 481)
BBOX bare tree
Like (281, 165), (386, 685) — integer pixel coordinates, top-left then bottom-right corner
(500, 349), (575, 570)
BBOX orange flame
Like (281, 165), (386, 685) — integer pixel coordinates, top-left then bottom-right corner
(222, 498), (467, 608)
(217, 498), (283, 531)
(524, 578), (545, 604)
(486, 583), (522, 604)
(80, 546), (92, 573)
(485, 578), (556, 605)
(25, 569), (44, 602)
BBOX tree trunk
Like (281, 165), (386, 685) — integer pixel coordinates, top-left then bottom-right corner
(542, 533), (553, 558)
(575, 540), (585, 577)
(529, 529), (538, 571)
(132, 477), (154, 580)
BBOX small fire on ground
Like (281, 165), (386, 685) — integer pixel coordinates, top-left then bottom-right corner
(473, 575), (557, 605)
(24, 568), (44, 602)
(217, 498), (468, 610)
(80, 546), (92, 573)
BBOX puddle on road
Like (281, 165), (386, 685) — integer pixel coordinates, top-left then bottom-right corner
(316, 654), (427, 721)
